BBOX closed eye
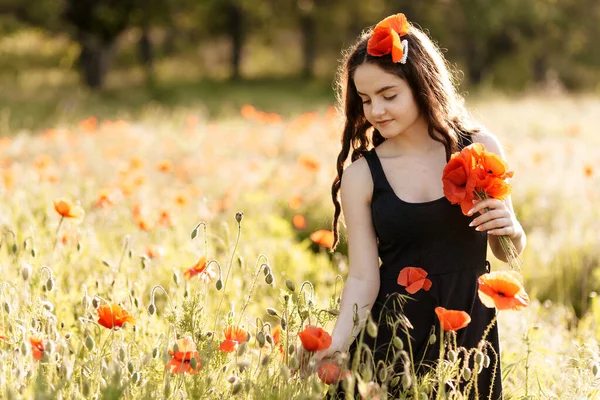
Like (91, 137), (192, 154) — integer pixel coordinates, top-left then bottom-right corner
(383, 94), (397, 101)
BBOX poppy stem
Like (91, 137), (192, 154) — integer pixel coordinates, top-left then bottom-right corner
(237, 261), (269, 326)
(53, 216), (64, 251)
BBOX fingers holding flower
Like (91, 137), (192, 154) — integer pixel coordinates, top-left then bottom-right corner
(467, 198), (520, 238)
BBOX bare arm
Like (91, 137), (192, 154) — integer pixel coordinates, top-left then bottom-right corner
(325, 158), (381, 353)
(471, 132), (527, 261)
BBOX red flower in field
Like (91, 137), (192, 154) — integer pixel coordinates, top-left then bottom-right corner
(144, 244), (166, 259)
(435, 307), (471, 332)
(53, 197), (85, 223)
(292, 214), (307, 230)
(397, 266), (432, 294)
(157, 160), (174, 173)
(288, 194), (303, 210)
(0, 335), (8, 342)
(584, 164), (593, 178)
(184, 256), (207, 278)
(97, 304), (136, 329)
(310, 230), (334, 249)
(318, 363), (345, 384)
(297, 154), (320, 172)
(157, 209), (172, 227)
(298, 325), (332, 352)
(478, 271), (529, 311)
(271, 325), (284, 354)
(167, 337), (202, 374)
(473, 151), (514, 200)
(30, 337), (44, 360)
(218, 325), (249, 353)
(94, 188), (122, 208)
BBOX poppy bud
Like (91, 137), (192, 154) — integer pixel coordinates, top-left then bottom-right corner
(91, 297), (100, 309)
(593, 363), (599, 377)
(232, 380), (243, 395)
(42, 301), (54, 312)
(45, 340), (54, 355)
(265, 334), (273, 345)
(147, 303), (156, 315)
(312, 378), (323, 393)
(65, 332), (72, 340)
(237, 341), (247, 356)
(359, 364), (372, 381)
(132, 371), (141, 384)
(11, 244), (17, 254)
(283, 294), (290, 303)
(172, 343), (179, 354)
(45, 278), (55, 292)
(190, 356), (199, 370)
(152, 347), (159, 359)
(420, 393), (428, 400)
(3, 302), (11, 314)
(173, 272), (180, 286)
(328, 309), (340, 316)
(256, 331), (266, 347)
(101, 260), (111, 268)
(127, 360), (135, 374)
(266, 308), (278, 317)
(119, 347), (126, 361)
(378, 366), (388, 382)
(134, 297), (139, 308)
(281, 365), (290, 381)
(393, 337), (403, 350)
(141, 257), (148, 270)
(289, 357), (299, 370)
(235, 212), (244, 224)
(281, 317), (287, 330)
(402, 373), (412, 389)
(391, 376), (400, 387)
(216, 279), (224, 291)
(428, 334), (436, 345)
(265, 274), (274, 285)
(263, 265), (270, 276)
(237, 360), (251, 372)
(462, 366), (472, 381)
(366, 320), (378, 338)
(483, 354), (491, 368)
(227, 375), (237, 384)
(77, 242), (82, 252)
(285, 279), (295, 292)
(474, 351), (484, 365)
(31, 248), (37, 257)
(261, 355), (270, 366)
(20, 264), (32, 281)
(288, 344), (295, 355)
(447, 349), (457, 363)
(82, 381), (90, 396)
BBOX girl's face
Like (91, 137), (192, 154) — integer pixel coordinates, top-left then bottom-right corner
(353, 63), (423, 139)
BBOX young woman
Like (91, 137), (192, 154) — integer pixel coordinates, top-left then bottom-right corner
(316, 13), (526, 399)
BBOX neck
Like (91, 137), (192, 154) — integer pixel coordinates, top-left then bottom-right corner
(385, 116), (440, 155)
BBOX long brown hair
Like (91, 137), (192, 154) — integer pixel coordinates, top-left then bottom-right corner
(330, 22), (482, 250)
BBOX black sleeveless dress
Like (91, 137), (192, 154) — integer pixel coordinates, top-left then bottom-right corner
(328, 136), (502, 400)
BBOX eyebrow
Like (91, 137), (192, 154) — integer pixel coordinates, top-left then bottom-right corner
(356, 85), (397, 96)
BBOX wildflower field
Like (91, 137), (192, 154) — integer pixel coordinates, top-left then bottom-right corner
(1, 92), (600, 400)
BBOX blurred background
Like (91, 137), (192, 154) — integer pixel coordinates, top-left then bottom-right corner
(1, 0), (599, 131)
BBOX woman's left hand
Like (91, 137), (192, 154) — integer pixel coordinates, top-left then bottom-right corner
(467, 198), (521, 238)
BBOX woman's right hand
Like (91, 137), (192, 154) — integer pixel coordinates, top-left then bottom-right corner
(295, 345), (347, 378)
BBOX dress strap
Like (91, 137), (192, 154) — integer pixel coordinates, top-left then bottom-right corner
(363, 149), (393, 193)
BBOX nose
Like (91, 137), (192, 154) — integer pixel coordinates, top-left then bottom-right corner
(370, 99), (385, 117)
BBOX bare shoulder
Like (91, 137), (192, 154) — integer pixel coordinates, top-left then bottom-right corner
(341, 156), (373, 203)
(471, 131), (506, 157)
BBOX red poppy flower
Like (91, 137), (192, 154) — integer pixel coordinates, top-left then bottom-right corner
(434, 307), (471, 332)
(367, 13), (411, 63)
(0, 335), (8, 342)
(218, 325), (249, 353)
(478, 271), (529, 311)
(298, 325), (332, 352)
(183, 257), (216, 283)
(310, 230), (334, 249)
(271, 325), (284, 354)
(96, 303), (136, 329)
(318, 363), (345, 384)
(53, 197), (85, 223)
(30, 337), (44, 360)
(442, 148), (478, 215)
(397, 266), (432, 294)
(167, 337), (202, 374)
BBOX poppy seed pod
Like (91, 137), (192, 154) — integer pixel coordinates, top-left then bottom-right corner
(475, 351), (484, 364)
(366, 320), (378, 338)
(232, 380), (243, 395)
(235, 212), (244, 224)
(462, 366), (472, 381)
(132, 371), (141, 384)
(393, 337), (403, 350)
(447, 349), (458, 363)
(20, 264), (32, 281)
(216, 279), (224, 291)
(91, 297), (100, 309)
(190, 357), (198, 370)
(147, 303), (156, 315)
(402, 373), (412, 389)
(256, 331), (266, 347)
(45, 278), (55, 292)
(483, 354), (491, 368)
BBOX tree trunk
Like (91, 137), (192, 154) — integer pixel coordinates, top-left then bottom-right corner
(228, 3), (243, 80)
(77, 33), (116, 90)
(139, 28), (154, 85)
(300, 12), (316, 79)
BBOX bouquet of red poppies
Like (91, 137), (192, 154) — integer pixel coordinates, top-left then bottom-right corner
(442, 143), (521, 270)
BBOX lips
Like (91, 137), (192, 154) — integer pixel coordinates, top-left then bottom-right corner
(376, 119), (393, 127)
